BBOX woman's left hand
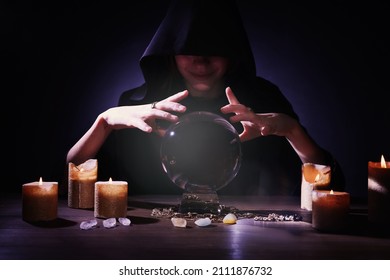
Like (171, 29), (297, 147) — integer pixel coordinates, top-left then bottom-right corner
(220, 87), (299, 142)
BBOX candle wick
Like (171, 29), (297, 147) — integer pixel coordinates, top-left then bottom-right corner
(74, 166), (80, 171)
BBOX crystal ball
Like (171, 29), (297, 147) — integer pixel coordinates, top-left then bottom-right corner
(160, 111), (242, 191)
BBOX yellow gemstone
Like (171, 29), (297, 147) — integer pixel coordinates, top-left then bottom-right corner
(223, 213), (237, 224)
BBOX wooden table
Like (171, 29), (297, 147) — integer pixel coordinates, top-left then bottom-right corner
(0, 193), (389, 260)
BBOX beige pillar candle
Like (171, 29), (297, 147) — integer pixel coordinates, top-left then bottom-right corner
(22, 177), (58, 222)
(312, 190), (350, 232)
(94, 178), (128, 218)
(368, 155), (390, 226)
(68, 159), (97, 209)
(301, 163), (331, 211)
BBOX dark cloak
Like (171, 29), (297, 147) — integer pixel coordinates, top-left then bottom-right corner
(97, 0), (345, 196)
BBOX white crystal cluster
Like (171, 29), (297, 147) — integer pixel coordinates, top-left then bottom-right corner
(80, 219), (98, 230)
(79, 217), (131, 230)
(118, 217), (131, 226)
(103, 217), (117, 229)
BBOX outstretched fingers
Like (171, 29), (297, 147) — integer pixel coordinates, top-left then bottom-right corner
(221, 87), (263, 142)
(225, 87), (240, 105)
(153, 90), (188, 113)
(221, 87), (255, 121)
(164, 90), (189, 102)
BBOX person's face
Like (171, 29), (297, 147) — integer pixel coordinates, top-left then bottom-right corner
(175, 55), (229, 97)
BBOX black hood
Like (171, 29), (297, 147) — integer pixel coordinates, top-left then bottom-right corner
(139, 0), (257, 93)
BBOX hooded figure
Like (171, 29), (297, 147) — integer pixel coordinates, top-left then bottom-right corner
(97, 0), (344, 195)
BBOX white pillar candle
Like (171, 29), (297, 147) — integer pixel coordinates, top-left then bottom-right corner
(22, 177), (58, 222)
(312, 190), (350, 232)
(301, 163), (331, 211)
(94, 178), (128, 218)
(68, 159), (97, 209)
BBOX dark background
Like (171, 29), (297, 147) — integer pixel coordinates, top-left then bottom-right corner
(2, 0), (388, 199)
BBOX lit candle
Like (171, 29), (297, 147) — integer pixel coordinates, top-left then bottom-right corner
(94, 178), (128, 218)
(312, 189), (350, 232)
(301, 163), (331, 211)
(368, 155), (390, 226)
(68, 159), (97, 209)
(22, 177), (58, 222)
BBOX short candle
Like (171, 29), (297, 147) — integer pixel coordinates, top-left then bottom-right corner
(301, 163), (331, 211)
(68, 159), (97, 209)
(94, 178), (128, 218)
(368, 155), (390, 226)
(312, 190), (350, 232)
(22, 177), (58, 222)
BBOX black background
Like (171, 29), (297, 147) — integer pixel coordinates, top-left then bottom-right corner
(2, 0), (388, 198)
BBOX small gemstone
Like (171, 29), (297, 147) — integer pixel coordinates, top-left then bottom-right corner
(80, 219), (98, 230)
(194, 217), (211, 227)
(103, 217), (117, 229)
(223, 213), (237, 224)
(118, 217), (131, 226)
(171, 217), (187, 228)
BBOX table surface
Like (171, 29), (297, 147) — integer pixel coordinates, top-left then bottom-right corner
(0, 193), (389, 260)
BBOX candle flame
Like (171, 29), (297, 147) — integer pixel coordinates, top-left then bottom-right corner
(381, 155), (387, 168)
(39, 177), (43, 185)
(330, 189), (334, 194)
(109, 177), (112, 183)
(314, 174), (320, 182)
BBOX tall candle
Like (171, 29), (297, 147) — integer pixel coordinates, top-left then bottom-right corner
(301, 163), (331, 211)
(312, 190), (350, 232)
(22, 177), (58, 222)
(368, 155), (390, 226)
(94, 178), (128, 218)
(68, 159), (97, 209)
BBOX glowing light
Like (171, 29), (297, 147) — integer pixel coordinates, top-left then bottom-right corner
(381, 155), (387, 168)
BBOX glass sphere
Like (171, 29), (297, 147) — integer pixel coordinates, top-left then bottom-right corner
(160, 111), (242, 192)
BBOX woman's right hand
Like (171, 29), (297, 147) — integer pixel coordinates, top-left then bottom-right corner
(100, 90), (188, 134)
(66, 90), (188, 164)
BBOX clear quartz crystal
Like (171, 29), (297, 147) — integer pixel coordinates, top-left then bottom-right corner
(171, 217), (187, 228)
(103, 217), (117, 228)
(118, 217), (131, 226)
(80, 219), (98, 230)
